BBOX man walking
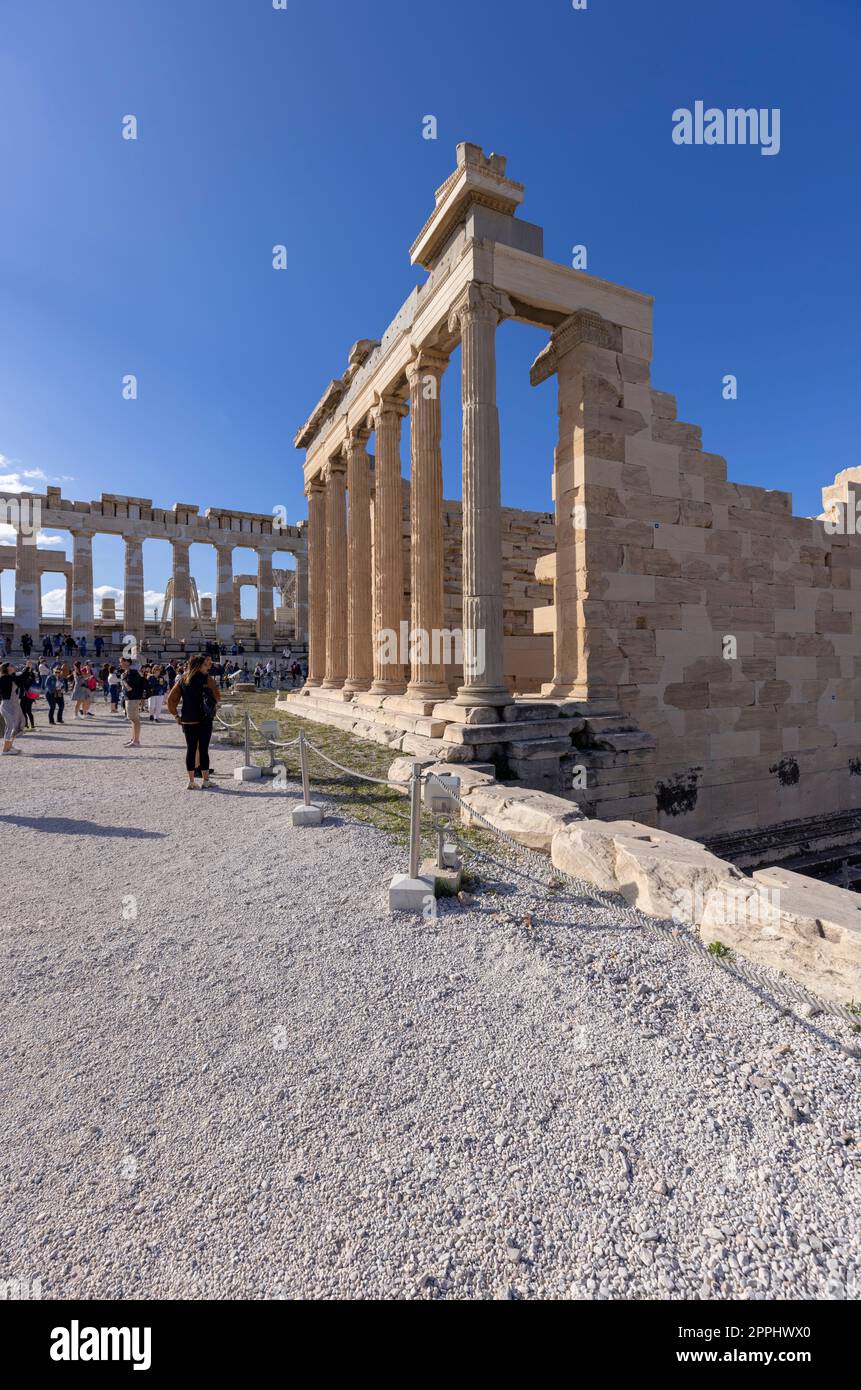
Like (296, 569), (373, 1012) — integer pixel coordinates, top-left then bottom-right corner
(120, 656), (145, 748)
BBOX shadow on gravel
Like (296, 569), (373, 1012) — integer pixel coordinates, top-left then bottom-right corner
(0, 814), (165, 839)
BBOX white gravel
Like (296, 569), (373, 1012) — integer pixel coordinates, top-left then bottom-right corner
(2, 706), (860, 1301)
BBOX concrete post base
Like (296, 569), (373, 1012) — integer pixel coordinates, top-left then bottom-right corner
(388, 873), (436, 913)
(419, 859), (462, 896)
(292, 803), (323, 827)
(234, 764), (262, 782)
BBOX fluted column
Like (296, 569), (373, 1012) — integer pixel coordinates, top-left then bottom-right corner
(343, 427), (373, 693)
(257, 545), (274, 646)
(13, 527), (40, 642)
(71, 529), (94, 643)
(215, 542), (235, 640)
(171, 539), (191, 640)
(369, 392), (408, 694)
(123, 536), (145, 645)
(449, 283), (512, 706)
(322, 456), (348, 690)
(306, 479), (327, 686)
(405, 346), (449, 702)
(64, 575), (72, 624)
(295, 546), (308, 643)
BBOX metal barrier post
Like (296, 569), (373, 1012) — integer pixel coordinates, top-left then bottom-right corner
(299, 730), (311, 806)
(291, 727), (322, 825)
(408, 762), (422, 881)
(233, 706), (262, 782)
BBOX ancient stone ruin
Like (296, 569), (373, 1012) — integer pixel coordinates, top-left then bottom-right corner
(0, 486), (308, 649)
(283, 141), (861, 853)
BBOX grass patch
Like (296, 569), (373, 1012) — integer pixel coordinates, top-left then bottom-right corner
(219, 690), (498, 863)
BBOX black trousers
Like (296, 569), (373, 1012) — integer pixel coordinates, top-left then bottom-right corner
(46, 692), (64, 723)
(182, 719), (213, 772)
(21, 699), (35, 728)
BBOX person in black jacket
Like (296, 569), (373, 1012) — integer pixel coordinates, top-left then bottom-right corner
(15, 662), (37, 730)
(166, 653), (221, 789)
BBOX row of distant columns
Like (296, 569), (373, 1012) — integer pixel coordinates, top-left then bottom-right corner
(12, 531), (308, 646)
(306, 280), (512, 709)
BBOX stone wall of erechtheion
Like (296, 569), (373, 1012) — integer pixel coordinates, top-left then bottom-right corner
(533, 310), (861, 839)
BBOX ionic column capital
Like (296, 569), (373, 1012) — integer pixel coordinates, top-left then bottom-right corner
(305, 474), (327, 499)
(342, 423), (371, 457)
(405, 345), (448, 388)
(323, 454), (347, 484)
(448, 282), (513, 336)
(367, 390), (408, 432)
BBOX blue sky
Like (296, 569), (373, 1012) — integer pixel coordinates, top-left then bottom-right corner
(1, 0), (859, 616)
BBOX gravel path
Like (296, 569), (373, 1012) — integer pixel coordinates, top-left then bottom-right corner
(1, 706), (860, 1301)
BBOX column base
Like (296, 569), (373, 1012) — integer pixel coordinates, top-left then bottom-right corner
(405, 682), (450, 704)
(368, 679), (407, 697)
(342, 677), (372, 694)
(454, 684), (512, 709)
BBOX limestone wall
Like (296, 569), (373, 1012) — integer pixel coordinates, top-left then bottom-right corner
(544, 350), (861, 837)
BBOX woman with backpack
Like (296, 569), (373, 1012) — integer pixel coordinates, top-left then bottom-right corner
(166, 652), (221, 789)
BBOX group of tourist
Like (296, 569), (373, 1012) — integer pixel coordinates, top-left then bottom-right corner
(1, 647), (307, 781)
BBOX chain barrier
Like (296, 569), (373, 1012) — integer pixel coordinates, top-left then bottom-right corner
(423, 773), (858, 1029)
(215, 707), (858, 1033)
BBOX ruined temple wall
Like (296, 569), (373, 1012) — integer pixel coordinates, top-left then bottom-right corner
(567, 366), (861, 837)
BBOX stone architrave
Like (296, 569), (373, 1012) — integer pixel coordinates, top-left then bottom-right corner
(368, 392), (408, 694)
(343, 427), (373, 693)
(13, 527), (40, 642)
(123, 536), (145, 646)
(257, 545), (275, 645)
(171, 539), (191, 640)
(405, 346), (450, 702)
(305, 479), (326, 685)
(71, 529), (94, 644)
(448, 282), (513, 707)
(214, 542), (235, 641)
(322, 455), (348, 690)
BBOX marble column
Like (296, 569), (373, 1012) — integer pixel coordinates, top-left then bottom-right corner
(64, 575), (72, 624)
(343, 428), (373, 693)
(257, 545), (274, 646)
(449, 283), (513, 707)
(123, 536), (145, 646)
(405, 346), (449, 702)
(322, 455), (348, 690)
(295, 546), (308, 644)
(214, 542), (235, 641)
(306, 478), (327, 686)
(13, 527), (40, 642)
(368, 392), (408, 695)
(71, 529), (94, 644)
(171, 539), (191, 640)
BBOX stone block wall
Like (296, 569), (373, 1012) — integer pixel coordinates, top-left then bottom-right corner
(540, 314), (861, 838)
